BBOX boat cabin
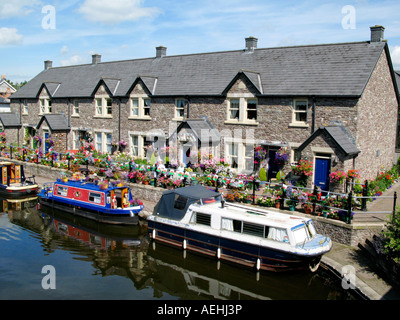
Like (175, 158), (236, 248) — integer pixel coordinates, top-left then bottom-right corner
(50, 180), (133, 210)
(0, 161), (23, 185)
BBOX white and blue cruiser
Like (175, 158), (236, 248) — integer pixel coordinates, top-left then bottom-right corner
(147, 185), (332, 272)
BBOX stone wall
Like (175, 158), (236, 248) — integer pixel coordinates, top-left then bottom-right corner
(355, 50), (398, 180)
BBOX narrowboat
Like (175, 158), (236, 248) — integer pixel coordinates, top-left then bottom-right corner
(0, 161), (39, 197)
(147, 185), (332, 272)
(38, 179), (144, 225)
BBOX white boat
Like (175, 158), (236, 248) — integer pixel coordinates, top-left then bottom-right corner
(147, 185), (332, 272)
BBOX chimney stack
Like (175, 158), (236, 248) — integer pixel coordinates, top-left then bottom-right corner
(44, 60), (53, 70)
(370, 25), (385, 42)
(245, 36), (258, 52)
(92, 54), (101, 64)
(156, 46), (167, 58)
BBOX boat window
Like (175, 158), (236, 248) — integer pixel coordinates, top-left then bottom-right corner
(193, 212), (211, 226)
(292, 226), (309, 245)
(56, 186), (68, 196)
(242, 222), (264, 237)
(89, 192), (102, 204)
(306, 220), (316, 237)
(266, 227), (289, 243)
(174, 195), (188, 210)
(221, 218), (242, 232)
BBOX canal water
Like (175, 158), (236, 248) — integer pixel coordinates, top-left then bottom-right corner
(0, 197), (356, 300)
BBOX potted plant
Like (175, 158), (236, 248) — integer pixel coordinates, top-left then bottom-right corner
(286, 199), (297, 211)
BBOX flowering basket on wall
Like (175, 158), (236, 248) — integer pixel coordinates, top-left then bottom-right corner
(254, 146), (267, 164)
(275, 147), (290, 164)
(329, 170), (347, 184)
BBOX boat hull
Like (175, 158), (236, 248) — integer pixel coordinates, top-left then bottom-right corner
(39, 197), (140, 225)
(0, 184), (39, 198)
(148, 220), (323, 272)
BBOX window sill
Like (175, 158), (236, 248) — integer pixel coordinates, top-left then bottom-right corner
(71, 114), (80, 118)
(289, 122), (309, 128)
(224, 120), (259, 126)
(172, 117), (184, 121)
(93, 115), (113, 119)
(128, 116), (152, 121)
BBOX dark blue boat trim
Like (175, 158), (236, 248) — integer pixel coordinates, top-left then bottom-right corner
(148, 220), (318, 272)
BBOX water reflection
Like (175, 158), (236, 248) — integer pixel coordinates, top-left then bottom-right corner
(1, 197), (354, 300)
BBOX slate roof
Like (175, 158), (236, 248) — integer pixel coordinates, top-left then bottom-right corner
(170, 116), (221, 144)
(36, 114), (70, 132)
(11, 41), (387, 99)
(0, 112), (22, 128)
(297, 125), (360, 157)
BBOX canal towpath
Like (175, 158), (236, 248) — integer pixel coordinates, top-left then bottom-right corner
(32, 174), (400, 300)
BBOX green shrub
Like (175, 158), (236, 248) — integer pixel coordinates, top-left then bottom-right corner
(259, 167), (267, 181)
(382, 209), (400, 263)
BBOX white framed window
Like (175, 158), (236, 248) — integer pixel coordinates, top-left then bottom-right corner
(129, 97), (151, 118)
(95, 131), (112, 153)
(227, 142), (239, 169)
(246, 99), (257, 121)
(23, 100), (28, 114)
(39, 98), (52, 114)
(129, 133), (154, 158)
(94, 97), (112, 117)
(131, 135), (139, 156)
(228, 99), (240, 120)
(226, 97), (258, 124)
(72, 100), (79, 116)
(225, 140), (254, 173)
(291, 98), (308, 125)
(244, 143), (254, 171)
(72, 130), (81, 150)
(175, 99), (185, 119)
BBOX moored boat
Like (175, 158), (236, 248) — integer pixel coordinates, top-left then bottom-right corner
(0, 161), (39, 197)
(38, 178), (144, 225)
(147, 185), (332, 272)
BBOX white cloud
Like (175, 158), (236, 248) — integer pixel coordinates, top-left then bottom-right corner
(0, 28), (23, 45)
(390, 46), (400, 70)
(60, 55), (84, 66)
(0, 0), (42, 19)
(78, 0), (161, 24)
(60, 45), (69, 54)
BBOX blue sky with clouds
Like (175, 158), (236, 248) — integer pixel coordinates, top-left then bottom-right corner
(1, 0), (400, 83)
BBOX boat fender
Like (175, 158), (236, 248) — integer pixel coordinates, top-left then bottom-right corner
(256, 258), (261, 271)
(217, 247), (221, 259)
(152, 229), (156, 239)
(182, 239), (187, 250)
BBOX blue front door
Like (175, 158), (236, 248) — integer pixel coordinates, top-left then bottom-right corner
(314, 158), (331, 191)
(44, 132), (50, 153)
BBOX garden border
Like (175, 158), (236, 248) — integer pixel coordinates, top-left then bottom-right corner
(4, 157), (386, 247)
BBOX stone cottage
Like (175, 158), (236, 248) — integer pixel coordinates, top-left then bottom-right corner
(8, 25), (400, 191)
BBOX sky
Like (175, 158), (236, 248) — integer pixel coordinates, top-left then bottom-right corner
(1, 0), (400, 83)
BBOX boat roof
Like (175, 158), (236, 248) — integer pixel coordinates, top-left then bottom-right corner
(0, 161), (14, 166)
(162, 185), (220, 199)
(196, 201), (310, 229)
(154, 185), (221, 220)
(55, 179), (129, 192)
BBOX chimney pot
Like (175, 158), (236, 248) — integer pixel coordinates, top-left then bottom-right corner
(245, 36), (258, 52)
(44, 60), (53, 70)
(156, 46), (167, 58)
(370, 25), (385, 42)
(92, 54), (101, 64)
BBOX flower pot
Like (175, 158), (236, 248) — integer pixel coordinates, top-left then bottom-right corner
(288, 205), (295, 211)
(275, 202), (281, 209)
(304, 208), (312, 215)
